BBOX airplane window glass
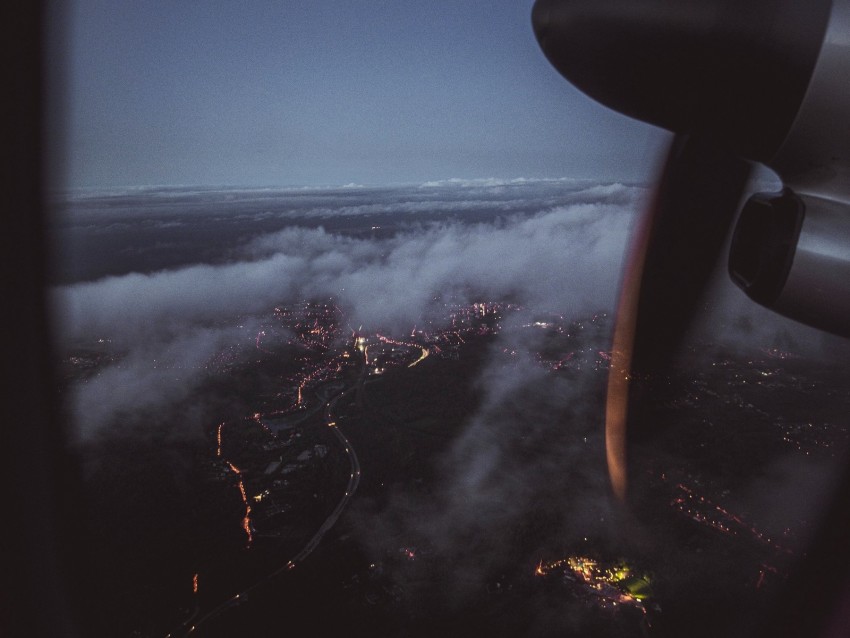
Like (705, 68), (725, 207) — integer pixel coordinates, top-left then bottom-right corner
(45, 2), (850, 638)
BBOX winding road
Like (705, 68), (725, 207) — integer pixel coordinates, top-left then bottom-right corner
(178, 385), (362, 637)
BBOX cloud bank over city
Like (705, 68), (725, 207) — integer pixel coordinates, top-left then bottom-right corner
(54, 179), (850, 638)
(53, 179), (843, 439)
(53, 181), (640, 436)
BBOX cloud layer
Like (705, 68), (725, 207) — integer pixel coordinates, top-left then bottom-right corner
(54, 182), (643, 436)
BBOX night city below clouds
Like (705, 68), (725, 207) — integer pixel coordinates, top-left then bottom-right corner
(38, 1), (850, 637)
(52, 180), (850, 637)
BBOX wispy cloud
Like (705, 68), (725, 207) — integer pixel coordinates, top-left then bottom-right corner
(54, 182), (642, 439)
(54, 179), (840, 442)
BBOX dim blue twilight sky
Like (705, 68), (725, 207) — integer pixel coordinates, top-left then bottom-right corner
(54, 0), (669, 189)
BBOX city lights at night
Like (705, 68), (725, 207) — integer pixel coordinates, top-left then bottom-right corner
(535, 555), (653, 608)
(59, 285), (850, 638)
(51, 166), (850, 638)
(31, 0), (850, 635)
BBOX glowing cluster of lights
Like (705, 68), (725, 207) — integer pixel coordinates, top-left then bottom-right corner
(535, 555), (652, 611)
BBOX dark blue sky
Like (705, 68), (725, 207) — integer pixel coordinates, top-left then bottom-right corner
(56, 0), (669, 188)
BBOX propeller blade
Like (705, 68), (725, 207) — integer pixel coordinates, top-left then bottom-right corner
(631, 136), (752, 373)
(605, 134), (751, 501)
(532, 1), (850, 635)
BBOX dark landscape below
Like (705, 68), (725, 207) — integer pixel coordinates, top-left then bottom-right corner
(53, 183), (850, 637)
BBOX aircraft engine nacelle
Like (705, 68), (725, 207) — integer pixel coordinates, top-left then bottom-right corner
(729, 189), (850, 337)
(730, 0), (850, 337)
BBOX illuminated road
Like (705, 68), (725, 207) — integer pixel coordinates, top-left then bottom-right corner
(290, 389), (361, 564)
(375, 333), (430, 368)
(164, 308), (503, 637)
(408, 346), (429, 367)
(180, 385), (361, 637)
(175, 331), (431, 637)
